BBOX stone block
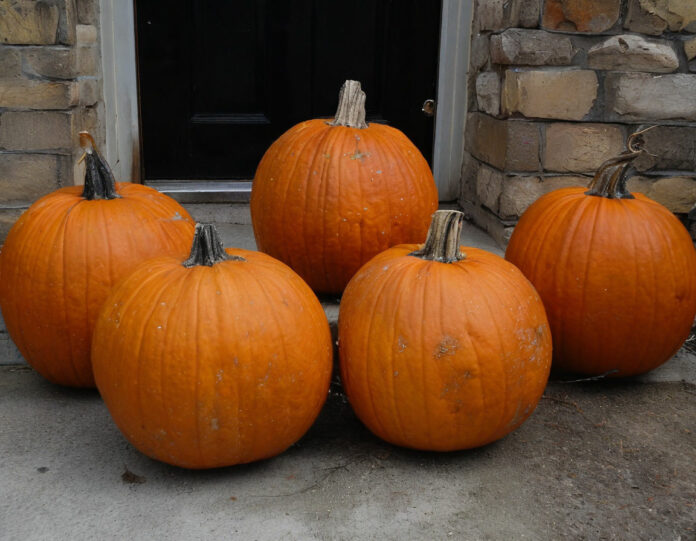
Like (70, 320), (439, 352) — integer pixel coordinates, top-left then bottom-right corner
(634, 0), (696, 32)
(627, 175), (696, 213)
(0, 111), (72, 151)
(685, 37), (696, 61)
(470, 34), (490, 72)
(0, 0), (59, 44)
(76, 44), (98, 75)
(543, 123), (624, 173)
(490, 29), (573, 66)
(476, 165), (505, 213)
(502, 69), (597, 121)
(0, 207), (24, 243)
(476, 72), (500, 116)
(625, 0), (668, 34)
(587, 35), (678, 73)
(0, 154), (66, 203)
(78, 78), (98, 106)
(58, 0), (75, 45)
(517, 0), (541, 27)
(0, 46), (20, 77)
(631, 125), (696, 172)
(542, 0), (621, 33)
(606, 73), (696, 121)
(76, 0), (97, 25)
(0, 79), (77, 109)
(476, 0), (506, 31)
(22, 47), (76, 79)
(499, 175), (589, 218)
(76, 23), (96, 44)
(465, 113), (540, 172)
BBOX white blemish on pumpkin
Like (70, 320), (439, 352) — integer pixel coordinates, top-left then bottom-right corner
(394, 370), (399, 376)
(157, 325), (163, 330)
(233, 357), (239, 366)
(397, 336), (407, 352)
(382, 265), (389, 271)
(160, 302), (166, 306)
(211, 418), (219, 430)
(434, 336), (458, 359)
(170, 212), (185, 221)
(376, 170), (382, 174)
(363, 207), (368, 211)
(216, 370), (223, 383)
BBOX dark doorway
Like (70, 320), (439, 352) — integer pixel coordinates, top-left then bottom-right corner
(136, 1), (442, 182)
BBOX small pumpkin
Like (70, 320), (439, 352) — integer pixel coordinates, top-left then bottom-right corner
(339, 210), (551, 451)
(92, 224), (333, 469)
(506, 128), (696, 377)
(251, 80), (439, 294)
(0, 132), (195, 387)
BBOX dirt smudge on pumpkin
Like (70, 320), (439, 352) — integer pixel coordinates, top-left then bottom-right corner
(434, 336), (459, 359)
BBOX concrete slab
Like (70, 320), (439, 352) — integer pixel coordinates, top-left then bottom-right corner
(1, 367), (694, 540)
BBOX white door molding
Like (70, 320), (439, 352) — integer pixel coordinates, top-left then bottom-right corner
(100, 0), (140, 182)
(433, 0), (473, 201)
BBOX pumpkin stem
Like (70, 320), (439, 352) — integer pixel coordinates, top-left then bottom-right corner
(585, 126), (656, 200)
(410, 210), (466, 263)
(183, 223), (245, 268)
(79, 131), (119, 200)
(328, 80), (368, 129)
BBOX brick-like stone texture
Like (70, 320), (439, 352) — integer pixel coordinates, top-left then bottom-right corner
(544, 123), (625, 173)
(491, 29), (573, 66)
(625, 0), (668, 34)
(466, 113), (540, 171)
(0, 207), (24, 244)
(76, 0), (98, 25)
(476, 165), (505, 213)
(628, 175), (696, 213)
(635, 0), (696, 32)
(78, 78), (98, 106)
(518, 0), (541, 27)
(477, 0), (506, 31)
(499, 175), (588, 217)
(542, 0), (621, 33)
(606, 73), (696, 121)
(75, 23), (96, 44)
(476, 72), (500, 116)
(631, 125), (696, 172)
(0, 154), (67, 202)
(22, 47), (76, 79)
(0, 46), (21, 78)
(76, 44), (98, 75)
(0, 111), (72, 151)
(587, 35), (678, 73)
(685, 37), (696, 61)
(0, 0), (59, 44)
(470, 34), (490, 72)
(0, 80), (77, 109)
(502, 69), (598, 120)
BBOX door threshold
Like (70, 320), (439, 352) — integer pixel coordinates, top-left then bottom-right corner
(147, 181), (252, 203)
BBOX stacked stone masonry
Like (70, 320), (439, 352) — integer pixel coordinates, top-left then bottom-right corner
(0, 0), (103, 242)
(462, 0), (696, 247)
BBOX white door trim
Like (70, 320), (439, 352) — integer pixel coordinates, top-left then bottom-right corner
(103, 1), (473, 199)
(100, 0), (140, 182)
(433, 0), (473, 201)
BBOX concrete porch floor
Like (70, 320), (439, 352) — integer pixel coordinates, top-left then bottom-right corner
(1, 220), (695, 540)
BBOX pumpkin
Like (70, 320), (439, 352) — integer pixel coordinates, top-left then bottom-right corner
(251, 80), (439, 294)
(0, 132), (195, 387)
(92, 223), (333, 469)
(339, 210), (551, 451)
(506, 128), (696, 377)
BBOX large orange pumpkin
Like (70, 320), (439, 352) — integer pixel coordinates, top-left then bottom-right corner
(251, 80), (439, 294)
(339, 210), (551, 451)
(92, 224), (333, 469)
(0, 132), (195, 387)
(506, 129), (696, 377)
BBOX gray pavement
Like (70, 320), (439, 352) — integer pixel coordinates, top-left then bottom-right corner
(1, 216), (695, 540)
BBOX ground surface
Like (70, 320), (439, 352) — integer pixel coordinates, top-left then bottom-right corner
(1, 220), (695, 540)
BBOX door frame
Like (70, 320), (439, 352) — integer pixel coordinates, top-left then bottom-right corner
(101, 0), (472, 202)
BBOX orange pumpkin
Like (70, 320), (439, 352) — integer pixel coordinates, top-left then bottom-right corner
(506, 129), (696, 377)
(251, 80), (438, 294)
(339, 210), (551, 451)
(92, 224), (333, 469)
(0, 132), (195, 387)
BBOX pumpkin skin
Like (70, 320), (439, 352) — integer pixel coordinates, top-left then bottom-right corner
(339, 211), (551, 451)
(92, 224), (333, 469)
(0, 134), (195, 387)
(251, 80), (438, 294)
(506, 187), (696, 377)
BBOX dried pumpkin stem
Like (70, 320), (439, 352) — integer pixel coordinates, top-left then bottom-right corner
(328, 80), (368, 129)
(79, 131), (119, 200)
(410, 210), (465, 263)
(183, 223), (245, 267)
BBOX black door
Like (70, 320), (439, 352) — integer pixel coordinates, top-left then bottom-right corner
(136, 1), (442, 181)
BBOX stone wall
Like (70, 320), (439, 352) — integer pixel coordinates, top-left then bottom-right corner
(461, 0), (696, 246)
(0, 0), (103, 242)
